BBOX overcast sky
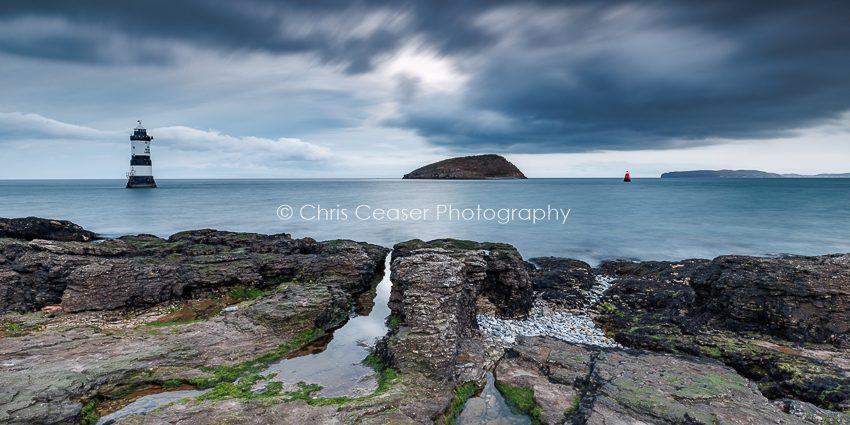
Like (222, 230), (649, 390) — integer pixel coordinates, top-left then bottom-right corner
(1, 0), (849, 178)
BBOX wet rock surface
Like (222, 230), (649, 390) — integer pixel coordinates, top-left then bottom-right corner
(3, 219), (850, 424)
(361, 240), (535, 424)
(0, 219), (390, 425)
(691, 254), (850, 347)
(109, 398), (347, 425)
(0, 217), (97, 242)
(772, 399), (850, 424)
(596, 254), (850, 347)
(247, 285), (353, 335)
(381, 248), (488, 380)
(529, 257), (596, 311)
(497, 336), (835, 425)
(380, 239), (533, 382)
(392, 239), (534, 320)
(595, 255), (850, 413)
(0, 279), (365, 425)
(0, 224), (387, 314)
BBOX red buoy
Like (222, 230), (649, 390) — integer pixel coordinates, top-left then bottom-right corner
(624, 171), (631, 182)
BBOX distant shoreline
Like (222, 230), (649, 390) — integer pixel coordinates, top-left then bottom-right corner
(662, 169), (850, 178)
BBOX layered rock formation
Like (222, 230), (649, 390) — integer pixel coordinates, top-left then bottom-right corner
(497, 336), (845, 425)
(595, 254), (850, 412)
(402, 154), (527, 179)
(379, 239), (533, 382)
(382, 249), (487, 379)
(692, 255), (850, 346)
(0, 284), (360, 425)
(0, 217), (97, 242)
(3, 217), (850, 424)
(530, 256), (596, 311)
(0, 218), (390, 425)
(0, 228), (387, 314)
(391, 239), (534, 320)
(375, 244), (850, 423)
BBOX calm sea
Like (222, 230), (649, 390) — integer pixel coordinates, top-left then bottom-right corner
(1, 178), (848, 265)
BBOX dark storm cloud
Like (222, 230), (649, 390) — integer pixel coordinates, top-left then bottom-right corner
(0, 0), (499, 72)
(2, 0), (850, 152)
(391, 1), (850, 151)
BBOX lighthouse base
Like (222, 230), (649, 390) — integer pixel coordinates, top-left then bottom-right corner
(127, 176), (157, 188)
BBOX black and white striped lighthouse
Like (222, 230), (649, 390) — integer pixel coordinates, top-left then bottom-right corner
(126, 120), (157, 188)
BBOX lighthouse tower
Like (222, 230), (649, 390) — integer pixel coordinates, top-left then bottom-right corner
(126, 121), (157, 188)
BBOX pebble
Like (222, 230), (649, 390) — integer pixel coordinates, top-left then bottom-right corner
(477, 274), (622, 349)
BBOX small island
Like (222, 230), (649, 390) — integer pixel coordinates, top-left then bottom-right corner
(403, 154), (527, 179)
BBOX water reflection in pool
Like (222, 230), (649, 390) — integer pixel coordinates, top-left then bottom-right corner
(260, 255), (392, 397)
(456, 372), (531, 425)
(96, 387), (211, 425)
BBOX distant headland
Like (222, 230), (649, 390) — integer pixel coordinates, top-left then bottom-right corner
(661, 169), (850, 178)
(661, 170), (783, 178)
(403, 154), (527, 179)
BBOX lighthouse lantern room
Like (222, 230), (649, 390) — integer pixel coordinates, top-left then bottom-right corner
(126, 120), (157, 188)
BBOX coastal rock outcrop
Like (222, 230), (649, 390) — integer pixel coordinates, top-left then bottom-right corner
(378, 247), (850, 423)
(0, 223), (388, 314)
(0, 219), (389, 425)
(380, 248), (488, 380)
(391, 239), (534, 320)
(369, 239), (536, 423)
(378, 239), (532, 385)
(594, 254), (850, 412)
(691, 254), (850, 346)
(0, 216), (97, 242)
(497, 336), (841, 424)
(380, 239), (533, 382)
(530, 256), (596, 311)
(0, 280), (357, 425)
(5, 218), (850, 424)
(61, 260), (188, 312)
(247, 285), (352, 335)
(402, 154), (527, 179)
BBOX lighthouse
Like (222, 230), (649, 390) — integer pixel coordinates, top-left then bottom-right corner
(126, 121), (157, 188)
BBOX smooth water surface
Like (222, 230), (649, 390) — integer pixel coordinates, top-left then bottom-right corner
(2, 178), (850, 264)
(260, 255), (392, 397)
(96, 388), (211, 425)
(456, 372), (531, 425)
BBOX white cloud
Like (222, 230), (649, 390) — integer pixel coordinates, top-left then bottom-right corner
(0, 111), (119, 142)
(372, 37), (469, 98)
(278, 7), (412, 42)
(0, 112), (331, 163)
(153, 126), (332, 162)
(0, 112), (334, 178)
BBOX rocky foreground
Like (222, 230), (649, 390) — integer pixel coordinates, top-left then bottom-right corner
(1, 217), (849, 424)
